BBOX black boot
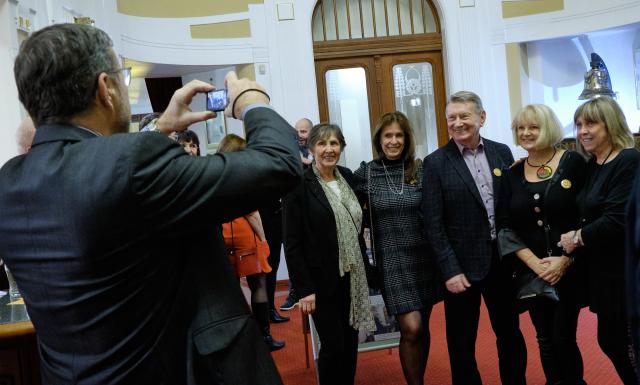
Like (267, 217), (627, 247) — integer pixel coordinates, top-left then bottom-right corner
(253, 302), (285, 351)
(269, 308), (290, 323)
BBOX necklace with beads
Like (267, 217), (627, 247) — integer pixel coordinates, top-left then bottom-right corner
(381, 159), (404, 195)
(526, 148), (556, 180)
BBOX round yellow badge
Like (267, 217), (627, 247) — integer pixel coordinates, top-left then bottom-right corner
(561, 179), (572, 189)
(493, 168), (502, 177)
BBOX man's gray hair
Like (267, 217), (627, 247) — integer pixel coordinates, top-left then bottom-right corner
(447, 91), (484, 114)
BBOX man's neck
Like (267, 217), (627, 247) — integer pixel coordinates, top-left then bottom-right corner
(69, 112), (112, 136)
(454, 135), (481, 151)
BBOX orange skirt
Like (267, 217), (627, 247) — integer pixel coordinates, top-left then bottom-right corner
(222, 216), (272, 276)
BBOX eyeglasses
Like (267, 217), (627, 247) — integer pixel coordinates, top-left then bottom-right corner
(108, 67), (132, 87)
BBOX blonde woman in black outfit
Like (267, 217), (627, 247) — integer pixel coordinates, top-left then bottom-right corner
(497, 104), (587, 385)
(560, 97), (640, 385)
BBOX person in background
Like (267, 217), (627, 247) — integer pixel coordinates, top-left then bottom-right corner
(219, 133), (287, 351)
(16, 116), (36, 154)
(353, 112), (438, 385)
(138, 112), (160, 132)
(176, 130), (200, 157)
(497, 104), (587, 385)
(140, 112), (178, 140)
(560, 96), (640, 385)
(0, 22), (301, 385)
(422, 91), (526, 385)
(284, 123), (375, 385)
(279, 117), (315, 312)
(295, 118), (313, 166)
(259, 196), (290, 322)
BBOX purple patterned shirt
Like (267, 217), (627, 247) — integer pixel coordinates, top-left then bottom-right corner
(455, 139), (496, 240)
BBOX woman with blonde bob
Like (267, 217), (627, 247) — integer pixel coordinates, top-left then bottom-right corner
(497, 104), (588, 384)
(559, 97), (639, 384)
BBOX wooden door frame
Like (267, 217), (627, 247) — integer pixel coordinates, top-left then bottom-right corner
(314, 56), (380, 134)
(314, 46), (448, 148)
(312, 1), (447, 149)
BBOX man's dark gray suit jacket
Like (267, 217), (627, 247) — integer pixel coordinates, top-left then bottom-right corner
(0, 107), (302, 385)
(422, 138), (514, 282)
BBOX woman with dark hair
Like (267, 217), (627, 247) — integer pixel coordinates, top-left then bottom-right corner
(219, 134), (285, 351)
(353, 111), (437, 385)
(176, 130), (200, 156)
(497, 104), (587, 385)
(559, 97), (640, 384)
(283, 124), (375, 385)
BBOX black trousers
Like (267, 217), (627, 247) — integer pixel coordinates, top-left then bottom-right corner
(528, 298), (585, 385)
(443, 252), (527, 385)
(312, 275), (359, 385)
(596, 302), (638, 385)
(259, 206), (283, 310)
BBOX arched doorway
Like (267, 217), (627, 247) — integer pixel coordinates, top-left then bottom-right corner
(312, 0), (446, 166)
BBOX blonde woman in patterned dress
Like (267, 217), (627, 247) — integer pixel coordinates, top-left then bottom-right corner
(354, 112), (438, 385)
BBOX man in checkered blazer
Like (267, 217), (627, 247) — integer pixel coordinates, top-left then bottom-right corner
(422, 91), (527, 385)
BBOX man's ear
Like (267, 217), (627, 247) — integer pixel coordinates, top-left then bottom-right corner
(95, 72), (115, 110)
(480, 110), (487, 126)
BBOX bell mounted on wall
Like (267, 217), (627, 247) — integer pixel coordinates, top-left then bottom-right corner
(578, 53), (616, 100)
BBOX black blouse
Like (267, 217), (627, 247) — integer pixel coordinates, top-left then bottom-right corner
(498, 151), (586, 259)
(578, 148), (640, 277)
(497, 151), (587, 299)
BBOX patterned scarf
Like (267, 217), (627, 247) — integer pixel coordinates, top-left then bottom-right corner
(312, 164), (375, 333)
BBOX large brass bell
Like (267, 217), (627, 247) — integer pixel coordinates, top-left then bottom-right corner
(578, 53), (616, 100)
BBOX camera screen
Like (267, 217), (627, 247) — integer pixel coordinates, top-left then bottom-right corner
(206, 89), (228, 112)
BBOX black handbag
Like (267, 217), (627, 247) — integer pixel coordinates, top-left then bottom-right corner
(514, 164), (562, 303)
(515, 271), (559, 302)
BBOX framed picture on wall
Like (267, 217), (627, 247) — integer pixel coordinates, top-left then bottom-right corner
(206, 113), (226, 154)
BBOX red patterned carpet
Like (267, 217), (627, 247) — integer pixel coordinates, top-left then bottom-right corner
(269, 294), (622, 385)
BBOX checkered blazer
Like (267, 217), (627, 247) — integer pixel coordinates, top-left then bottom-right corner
(422, 138), (514, 282)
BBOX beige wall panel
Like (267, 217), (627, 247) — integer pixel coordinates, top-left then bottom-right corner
(236, 64), (256, 81)
(502, 0), (564, 19)
(505, 43), (522, 119)
(117, 0), (263, 18)
(190, 20), (251, 39)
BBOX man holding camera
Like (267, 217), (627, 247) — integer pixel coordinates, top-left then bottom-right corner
(0, 23), (301, 385)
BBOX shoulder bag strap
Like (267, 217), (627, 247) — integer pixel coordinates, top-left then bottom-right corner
(367, 162), (377, 266)
(229, 220), (236, 254)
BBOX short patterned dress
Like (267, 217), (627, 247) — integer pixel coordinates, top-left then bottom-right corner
(354, 158), (436, 315)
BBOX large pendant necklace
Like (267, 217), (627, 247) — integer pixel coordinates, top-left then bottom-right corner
(381, 159), (404, 195)
(526, 148), (556, 180)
